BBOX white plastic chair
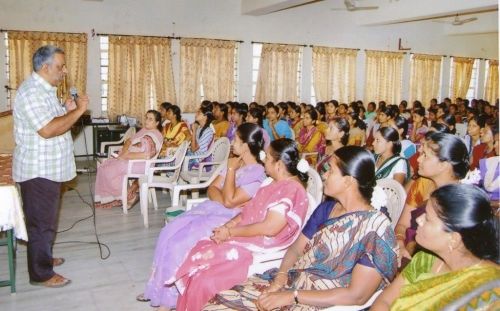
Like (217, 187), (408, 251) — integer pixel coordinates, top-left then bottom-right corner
(96, 127), (136, 167)
(455, 123), (467, 139)
(120, 149), (163, 214)
(376, 178), (407, 228)
(139, 152), (227, 224)
(136, 141), (189, 227)
(99, 126), (136, 154)
(247, 168), (323, 276)
(305, 168), (323, 206)
(323, 290), (382, 311)
(180, 137), (230, 183)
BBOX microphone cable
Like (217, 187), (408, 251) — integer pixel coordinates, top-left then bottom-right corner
(54, 115), (110, 260)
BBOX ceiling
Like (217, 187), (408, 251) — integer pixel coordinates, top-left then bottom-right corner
(241, 0), (498, 35)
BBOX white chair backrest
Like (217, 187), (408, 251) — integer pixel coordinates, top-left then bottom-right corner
(211, 137), (230, 163)
(123, 127), (136, 141)
(455, 123), (467, 139)
(306, 168), (323, 205)
(171, 141), (190, 180)
(376, 178), (407, 228)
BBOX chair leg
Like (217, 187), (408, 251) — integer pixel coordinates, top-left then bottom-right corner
(172, 188), (181, 209)
(7, 229), (15, 294)
(151, 188), (158, 210)
(139, 183), (149, 228)
(121, 177), (129, 214)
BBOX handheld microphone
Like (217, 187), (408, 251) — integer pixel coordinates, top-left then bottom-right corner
(70, 87), (78, 100)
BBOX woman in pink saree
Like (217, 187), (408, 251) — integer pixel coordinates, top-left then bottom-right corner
(94, 110), (163, 209)
(171, 138), (310, 311)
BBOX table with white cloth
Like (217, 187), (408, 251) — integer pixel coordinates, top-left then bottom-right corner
(0, 184), (28, 294)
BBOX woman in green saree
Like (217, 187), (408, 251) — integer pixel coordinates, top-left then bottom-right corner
(372, 183), (499, 310)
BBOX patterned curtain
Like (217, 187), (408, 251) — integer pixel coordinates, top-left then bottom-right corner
(108, 36), (175, 121)
(450, 57), (474, 101)
(364, 50), (404, 105)
(255, 43), (301, 104)
(180, 38), (237, 112)
(484, 60), (498, 104)
(8, 31), (87, 104)
(409, 54), (442, 108)
(312, 46), (357, 103)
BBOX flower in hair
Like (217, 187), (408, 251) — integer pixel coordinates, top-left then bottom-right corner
(460, 168), (481, 185)
(259, 150), (266, 162)
(297, 159), (310, 174)
(370, 186), (387, 211)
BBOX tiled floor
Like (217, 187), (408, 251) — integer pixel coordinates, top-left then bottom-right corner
(0, 172), (172, 310)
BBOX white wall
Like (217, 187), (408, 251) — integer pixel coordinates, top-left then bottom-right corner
(0, 0), (497, 115)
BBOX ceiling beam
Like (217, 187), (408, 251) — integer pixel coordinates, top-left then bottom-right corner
(241, 0), (322, 16)
(354, 0), (498, 26)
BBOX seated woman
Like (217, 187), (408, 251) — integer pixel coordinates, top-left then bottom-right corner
(137, 123), (267, 310)
(297, 109), (325, 165)
(158, 102), (172, 127)
(206, 146), (398, 310)
(394, 116), (416, 159)
(288, 105), (303, 138)
(246, 106), (270, 149)
(188, 104), (215, 169)
(409, 107), (428, 144)
(316, 117), (350, 178)
(94, 110), (163, 209)
(464, 114), (486, 156)
(373, 126), (410, 185)
(471, 123), (497, 171)
(479, 125), (499, 209)
(347, 111), (367, 146)
(373, 184), (499, 310)
(226, 103), (247, 142)
(263, 105), (293, 141)
(395, 133), (469, 264)
(212, 102), (230, 138)
(158, 105), (191, 158)
(172, 139), (310, 311)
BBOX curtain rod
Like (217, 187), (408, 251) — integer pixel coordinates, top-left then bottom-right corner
(186, 36), (243, 43)
(364, 49), (408, 54)
(251, 41), (307, 47)
(96, 32), (180, 40)
(0, 28), (86, 35)
(309, 44), (360, 50)
(410, 52), (446, 57)
(96, 32), (243, 43)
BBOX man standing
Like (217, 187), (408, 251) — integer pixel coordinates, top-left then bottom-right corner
(13, 45), (88, 287)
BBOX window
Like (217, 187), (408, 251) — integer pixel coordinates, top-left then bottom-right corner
(483, 60), (490, 99)
(252, 43), (302, 102)
(4, 32), (11, 109)
(200, 45), (239, 102)
(99, 36), (109, 113)
(251, 43), (262, 101)
(465, 59), (480, 101)
(449, 57), (479, 101)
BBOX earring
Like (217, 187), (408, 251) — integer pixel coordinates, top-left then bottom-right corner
(448, 244), (453, 253)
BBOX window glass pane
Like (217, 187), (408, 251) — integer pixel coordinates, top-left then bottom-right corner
(252, 70), (259, 83)
(252, 57), (260, 69)
(252, 44), (262, 57)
